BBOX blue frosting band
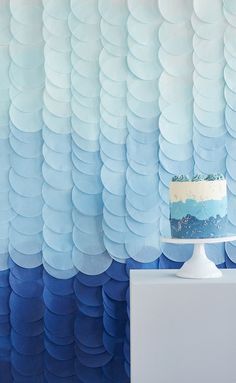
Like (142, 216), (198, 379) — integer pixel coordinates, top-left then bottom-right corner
(170, 215), (227, 239)
(170, 198), (227, 220)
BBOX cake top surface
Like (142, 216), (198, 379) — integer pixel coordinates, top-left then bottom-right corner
(171, 173), (225, 182)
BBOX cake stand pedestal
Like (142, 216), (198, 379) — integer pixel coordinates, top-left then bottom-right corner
(161, 235), (236, 279)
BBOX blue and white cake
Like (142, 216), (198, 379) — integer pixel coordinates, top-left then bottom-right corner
(169, 174), (227, 239)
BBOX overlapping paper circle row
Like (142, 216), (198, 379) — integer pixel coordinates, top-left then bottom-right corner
(191, 6), (226, 178)
(8, 0), (44, 271)
(0, 268), (11, 378)
(9, 260), (44, 380)
(42, 0), (77, 281)
(158, 12), (194, 245)
(99, 0), (130, 267)
(70, 0), (113, 277)
(0, 2), (18, 273)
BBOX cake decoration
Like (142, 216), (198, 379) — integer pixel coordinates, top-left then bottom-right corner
(172, 175), (190, 182)
(205, 173), (224, 181)
(192, 174), (206, 182)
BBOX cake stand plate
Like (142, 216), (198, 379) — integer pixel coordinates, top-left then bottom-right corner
(161, 236), (236, 279)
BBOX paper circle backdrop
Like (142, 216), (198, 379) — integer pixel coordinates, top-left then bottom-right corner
(0, 0), (234, 381)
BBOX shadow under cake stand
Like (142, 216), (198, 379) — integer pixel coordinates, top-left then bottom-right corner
(161, 235), (236, 279)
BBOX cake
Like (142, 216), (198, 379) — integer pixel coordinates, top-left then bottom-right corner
(169, 174), (227, 239)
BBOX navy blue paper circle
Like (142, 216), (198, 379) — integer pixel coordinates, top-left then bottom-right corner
(12, 368), (44, 383)
(74, 312), (104, 348)
(103, 356), (129, 382)
(75, 346), (112, 368)
(11, 329), (44, 355)
(159, 254), (183, 269)
(44, 370), (77, 383)
(75, 340), (106, 355)
(10, 292), (44, 322)
(0, 321), (10, 336)
(123, 340), (130, 363)
(103, 311), (126, 338)
(0, 287), (11, 315)
(10, 314), (43, 336)
(126, 257), (159, 274)
(43, 271), (74, 295)
(45, 328), (74, 346)
(45, 352), (75, 378)
(125, 361), (130, 379)
(106, 261), (128, 281)
(9, 272), (43, 298)
(103, 330), (124, 356)
(44, 308), (75, 337)
(74, 278), (103, 306)
(225, 254), (236, 268)
(0, 314), (10, 324)
(76, 271), (110, 287)
(0, 334), (11, 354)
(43, 370), (76, 383)
(74, 359), (103, 383)
(43, 287), (76, 315)
(9, 258), (43, 281)
(0, 270), (10, 287)
(102, 290), (126, 312)
(103, 279), (128, 301)
(12, 349), (44, 376)
(45, 336), (75, 360)
(76, 300), (104, 318)
(104, 300), (127, 321)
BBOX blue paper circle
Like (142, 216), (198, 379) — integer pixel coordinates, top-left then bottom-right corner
(44, 308), (75, 337)
(43, 288), (76, 315)
(74, 312), (104, 348)
(74, 278), (103, 306)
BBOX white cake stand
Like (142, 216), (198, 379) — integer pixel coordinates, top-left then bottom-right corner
(161, 235), (236, 279)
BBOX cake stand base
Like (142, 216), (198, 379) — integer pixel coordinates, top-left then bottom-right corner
(176, 243), (222, 279)
(161, 235), (236, 279)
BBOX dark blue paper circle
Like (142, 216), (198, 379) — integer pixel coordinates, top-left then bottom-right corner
(10, 314), (43, 337)
(9, 292), (44, 322)
(43, 271), (74, 295)
(44, 308), (75, 337)
(74, 359), (103, 383)
(74, 312), (104, 348)
(76, 271), (110, 287)
(76, 300), (103, 318)
(103, 279), (128, 302)
(75, 346), (112, 368)
(45, 322), (74, 344)
(11, 349), (44, 376)
(45, 336), (75, 361)
(9, 272), (43, 298)
(11, 329), (44, 355)
(45, 352), (75, 378)
(44, 370), (77, 383)
(43, 287), (76, 315)
(74, 278), (103, 306)
(103, 311), (126, 338)
(103, 330), (124, 356)
(12, 368), (44, 383)
(106, 260), (128, 282)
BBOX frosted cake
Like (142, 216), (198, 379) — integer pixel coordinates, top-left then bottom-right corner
(169, 174), (227, 239)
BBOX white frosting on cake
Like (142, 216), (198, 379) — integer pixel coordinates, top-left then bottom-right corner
(169, 180), (227, 202)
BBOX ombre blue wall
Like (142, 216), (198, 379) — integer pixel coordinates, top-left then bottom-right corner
(0, 0), (236, 381)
